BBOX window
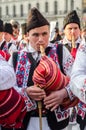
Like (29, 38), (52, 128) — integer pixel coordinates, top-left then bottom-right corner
(71, 0), (74, 10)
(6, 6), (9, 15)
(20, 4), (23, 17)
(54, 1), (58, 14)
(13, 5), (16, 17)
(0, 7), (2, 18)
(36, 3), (39, 10)
(45, 2), (48, 13)
(65, 0), (68, 13)
(28, 3), (31, 10)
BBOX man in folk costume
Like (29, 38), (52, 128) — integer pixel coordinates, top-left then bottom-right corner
(0, 19), (10, 61)
(3, 23), (17, 55)
(8, 7), (78, 130)
(59, 10), (81, 59)
(58, 10), (82, 128)
(10, 20), (21, 49)
(70, 41), (86, 130)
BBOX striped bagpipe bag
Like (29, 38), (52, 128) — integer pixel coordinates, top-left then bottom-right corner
(33, 55), (79, 109)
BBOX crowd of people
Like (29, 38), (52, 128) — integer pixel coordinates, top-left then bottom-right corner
(0, 7), (86, 130)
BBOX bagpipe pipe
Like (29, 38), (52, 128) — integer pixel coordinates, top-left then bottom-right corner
(71, 35), (78, 59)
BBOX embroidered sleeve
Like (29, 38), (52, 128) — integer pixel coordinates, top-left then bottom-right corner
(63, 46), (74, 76)
(21, 88), (37, 111)
(62, 46), (75, 100)
(14, 85), (37, 111)
(65, 84), (75, 100)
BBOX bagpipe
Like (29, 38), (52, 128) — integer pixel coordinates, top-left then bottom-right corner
(33, 45), (79, 108)
(32, 45), (79, 130)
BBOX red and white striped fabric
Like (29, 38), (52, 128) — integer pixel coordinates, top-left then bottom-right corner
(0, 88), (27, 128)
(33, 56), (69, 93)
(33, 55), (78, 108)
(0, 55), (27, 128)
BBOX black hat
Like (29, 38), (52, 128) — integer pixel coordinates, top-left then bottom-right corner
(0, 19), (3, 32)
(63, 10), (80, 29)
(27, 7), (50, 32)
(4, 23), (13, 35)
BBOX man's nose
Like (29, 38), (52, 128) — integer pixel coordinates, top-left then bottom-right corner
(38, 35), (43, 41)
(71, 29), (75, 34)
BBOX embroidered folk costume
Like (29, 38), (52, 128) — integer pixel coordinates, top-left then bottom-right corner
(8, 8), (78, 130)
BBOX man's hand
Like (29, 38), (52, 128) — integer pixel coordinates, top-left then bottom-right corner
(26, 85), (46, 101)
(44, 88), (68, 111)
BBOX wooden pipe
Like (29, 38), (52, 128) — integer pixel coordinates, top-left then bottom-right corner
(72, 35), (75, 48)
(38, 45), (45, 130)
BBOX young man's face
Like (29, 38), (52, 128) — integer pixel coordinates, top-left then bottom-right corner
(27, 25), (50, 51)
(13, 27), (19, 39)
(4, 32), (12, 42)
(64, 23), (81, 41)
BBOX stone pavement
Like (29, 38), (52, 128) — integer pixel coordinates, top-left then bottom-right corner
(0, 123), (80, 130)
(67, 123), (80, 130)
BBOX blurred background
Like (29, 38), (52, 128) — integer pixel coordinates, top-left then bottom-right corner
(0, 0), (86, 36)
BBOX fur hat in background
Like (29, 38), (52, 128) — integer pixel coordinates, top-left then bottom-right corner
(63, 10), (80, 29)
(0, 19), (3, 32)
(4, 23), (13, 35)
(27, 7), (50, 32)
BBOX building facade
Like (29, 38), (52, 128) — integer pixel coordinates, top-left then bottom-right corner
(0, 0), (85, 30)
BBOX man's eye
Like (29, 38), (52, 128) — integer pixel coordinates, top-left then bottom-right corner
(42, 32), (47, 36)
(33, 33), (39, 37)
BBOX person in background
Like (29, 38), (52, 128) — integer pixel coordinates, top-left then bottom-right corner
(18, 23), (29, 51)
(70, 39), (86, 130)
(10, 20), (21, 49)
(60, 10), (81, 59)
(8, 7), (78, 130)
(0, 19), (5, 49)
(19, 34), (28, 51)
(0, 20), (10, 61)
(50, 27), (62, 43)
(3, 23), (17, 55)
(58, 10), (82, 130)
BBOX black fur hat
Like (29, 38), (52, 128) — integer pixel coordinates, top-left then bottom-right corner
(4, 23), (13, 35)
(27, 7), (50, 32)
(63, 10), (80, 29)
(0, 19), (3, 32)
